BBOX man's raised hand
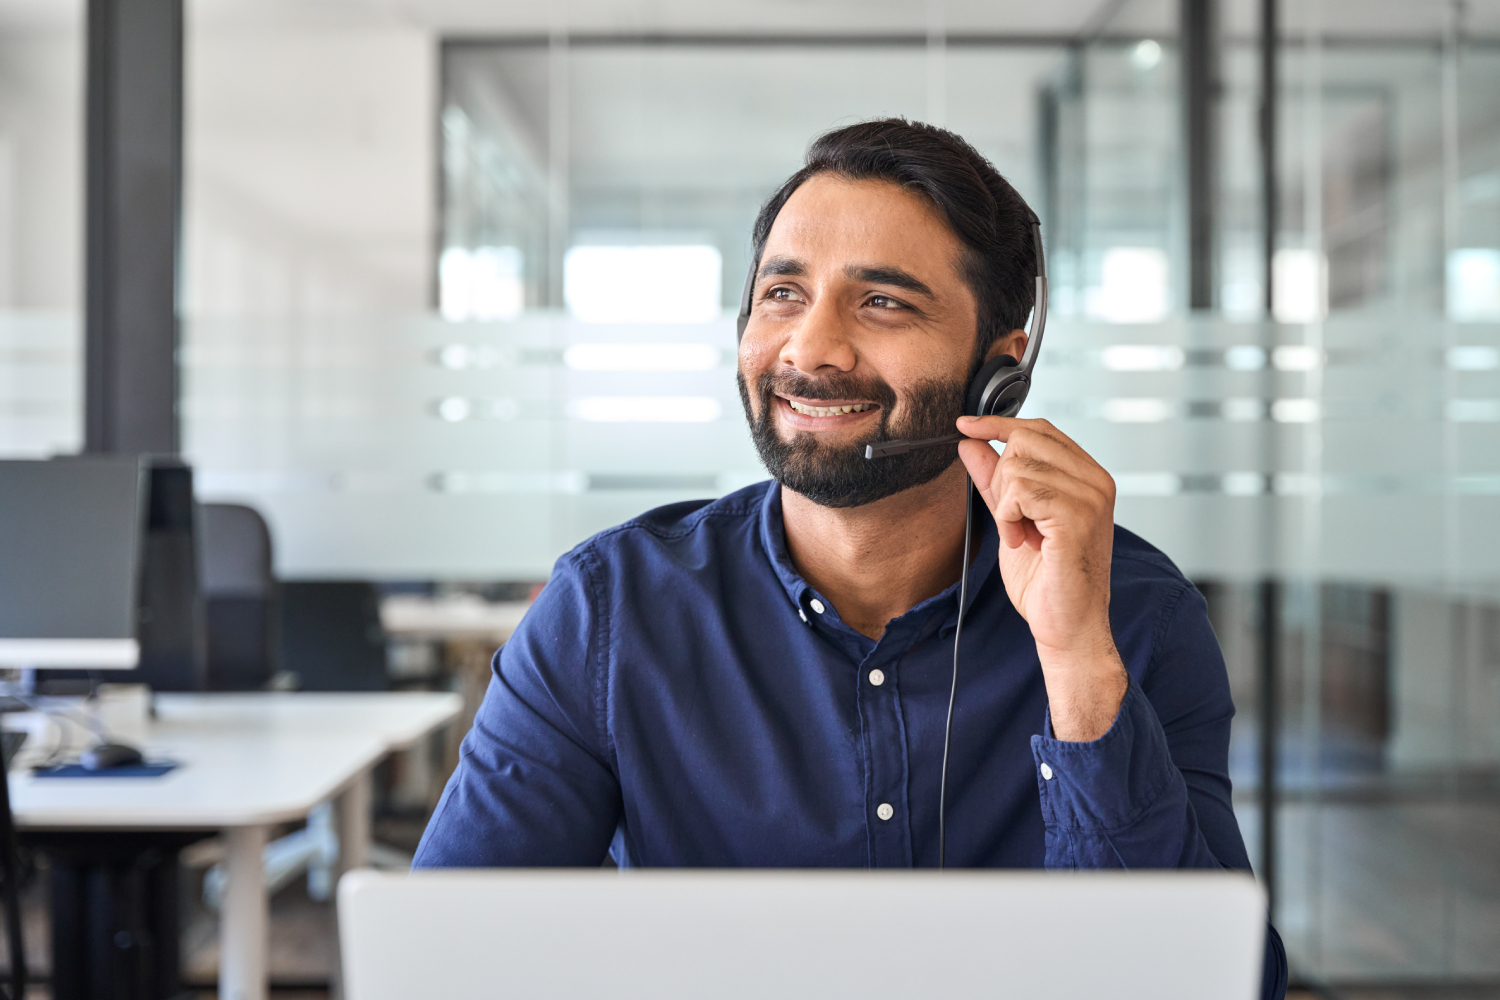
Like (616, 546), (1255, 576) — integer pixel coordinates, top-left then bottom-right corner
(955, 415), (1128, 741)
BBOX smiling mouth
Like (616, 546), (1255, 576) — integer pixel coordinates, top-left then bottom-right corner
(784, 399), (877, 418)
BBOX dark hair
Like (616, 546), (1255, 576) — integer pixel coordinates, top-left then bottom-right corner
(750, 118), (1038, 365)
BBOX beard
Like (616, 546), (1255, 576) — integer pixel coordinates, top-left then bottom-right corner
(737, 366), (967, 509)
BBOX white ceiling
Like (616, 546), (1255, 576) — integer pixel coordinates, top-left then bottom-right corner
(5, 0), (1500, 40)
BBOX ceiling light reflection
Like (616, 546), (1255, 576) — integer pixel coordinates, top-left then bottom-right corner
(567, 397), (722, 423)
(564, 343), (721, 371)
(1101, 345), (1184, 371)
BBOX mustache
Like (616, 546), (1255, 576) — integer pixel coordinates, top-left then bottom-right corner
(761, 368), (898, 410)
(737, 366), (967, 509)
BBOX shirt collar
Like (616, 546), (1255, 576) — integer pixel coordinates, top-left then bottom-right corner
(758, 481), (812, 614)
(757, 480), (1000, 628)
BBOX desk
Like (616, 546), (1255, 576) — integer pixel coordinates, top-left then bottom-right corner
(379, 594), (530, 645)
(381, 595), (530, 785)
(10, 691), (461, 1000)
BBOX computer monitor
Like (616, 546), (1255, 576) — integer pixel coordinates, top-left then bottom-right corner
(0, 457), (147, 670)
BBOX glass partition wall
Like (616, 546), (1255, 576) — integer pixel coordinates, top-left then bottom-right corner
(0, 4), (83, 458)
(448, 30), (1494, 992)
(181, 24), (1500, 988)
(1248, 26), (1500, 987)
(184, 39), (1067, 578)
(83, 6), (1500, 993)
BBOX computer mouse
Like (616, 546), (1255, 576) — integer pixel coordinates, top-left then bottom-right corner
(80, 742), (145, 771)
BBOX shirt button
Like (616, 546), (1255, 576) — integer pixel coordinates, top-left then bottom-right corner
(797, 607), (808, 624)
(1040, 763), (1054, 781)
(809, 599), (826, 614)
(868, 669), (885, 687)
(876, 803), (894, 821)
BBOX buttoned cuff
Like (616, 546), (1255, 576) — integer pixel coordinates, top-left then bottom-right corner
(1029, 679), (1179, 834)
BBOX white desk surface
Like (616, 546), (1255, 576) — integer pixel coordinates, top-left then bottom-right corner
(9, 691), (462, 830)
(380, 595), (530, 642)
(151, 690), (463, 751)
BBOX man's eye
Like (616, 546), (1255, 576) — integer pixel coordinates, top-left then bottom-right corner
(867, 295), (905, 310)
(767, 287), (797, 301)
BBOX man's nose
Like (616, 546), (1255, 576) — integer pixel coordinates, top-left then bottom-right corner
(779, 295), (856, 375)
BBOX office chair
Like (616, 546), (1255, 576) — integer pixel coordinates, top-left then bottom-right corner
(277, 582), (389, 692)
(198, 503), (278, 691)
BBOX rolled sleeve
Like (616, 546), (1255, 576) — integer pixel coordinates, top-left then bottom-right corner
(1031, 680), (1205, 869)
(1030, 574), (1287, 998)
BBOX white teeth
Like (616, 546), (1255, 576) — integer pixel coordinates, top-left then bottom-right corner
(787, 400), (875, 418)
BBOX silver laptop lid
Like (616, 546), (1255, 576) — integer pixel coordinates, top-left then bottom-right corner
(339, 869), (1264, 1000)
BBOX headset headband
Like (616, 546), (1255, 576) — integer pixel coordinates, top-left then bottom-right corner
(1017, 216), (1047, 378)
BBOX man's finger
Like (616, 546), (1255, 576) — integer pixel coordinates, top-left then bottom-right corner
(956, 414), (1078, 449)
(1003, 429), (1112, 491)
(997, 514), (1041, 551)
(957, 438), (1001, 503)
(958, 417), (1110, 491)
(999, 446), (1114, 511)
(997, 474), (1101, 540)
(963, 438), (1111, 532)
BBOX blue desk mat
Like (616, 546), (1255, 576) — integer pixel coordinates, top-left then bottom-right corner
(33, 761), (178, 778)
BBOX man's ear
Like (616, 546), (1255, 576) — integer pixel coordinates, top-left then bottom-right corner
(983, 329), (1029, 364)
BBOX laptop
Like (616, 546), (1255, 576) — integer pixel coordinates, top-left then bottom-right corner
(338, 869), (1265, 1000)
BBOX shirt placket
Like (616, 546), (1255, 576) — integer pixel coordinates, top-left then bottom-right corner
(855, 635), (914, 867)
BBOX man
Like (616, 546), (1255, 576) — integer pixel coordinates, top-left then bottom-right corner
(415, 119), (1287, 997)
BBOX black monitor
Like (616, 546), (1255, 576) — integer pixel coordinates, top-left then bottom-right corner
(0, 457), (146, 670)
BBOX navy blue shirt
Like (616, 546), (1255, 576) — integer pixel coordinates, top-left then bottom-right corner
(415, 480), (1286, 996)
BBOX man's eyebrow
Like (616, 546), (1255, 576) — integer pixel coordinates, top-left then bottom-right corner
(845, 264), (935, 299)
(757, 256), (805, 279)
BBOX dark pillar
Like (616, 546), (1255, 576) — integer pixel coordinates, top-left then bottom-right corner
(1258, 577), (1279, 917)
(1256, 0), (1280, 920)
(1037, 85), (1059, 239)
(1182, 0), (1218, 311)
(85, 0), (184, 456)
(1260, 0), (1279, 317)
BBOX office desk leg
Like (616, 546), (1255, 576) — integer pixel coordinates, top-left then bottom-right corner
(338, 770), (372, 872)
(220, 824), (270, 1000)
(329, 772), (373, 1000)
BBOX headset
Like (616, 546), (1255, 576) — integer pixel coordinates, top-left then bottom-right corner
(737, 213), (1048, 869)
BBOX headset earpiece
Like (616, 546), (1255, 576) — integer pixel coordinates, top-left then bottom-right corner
(960, 217), (1047, 421)
(966, 353), (1029, 418)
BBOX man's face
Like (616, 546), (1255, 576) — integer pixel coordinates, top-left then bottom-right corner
(737, 174), (981, 508)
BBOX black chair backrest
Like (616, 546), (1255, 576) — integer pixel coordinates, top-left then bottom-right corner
(199, 504), (273, 599)
(278, 582), (389, 692)
(198, 503), (277, 691)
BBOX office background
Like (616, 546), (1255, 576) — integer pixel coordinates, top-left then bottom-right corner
(1, 0), (1498, 995)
